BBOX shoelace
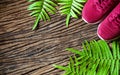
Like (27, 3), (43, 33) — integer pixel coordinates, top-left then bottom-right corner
(95, 0), (114, 11)
(109, 9), (120, 29)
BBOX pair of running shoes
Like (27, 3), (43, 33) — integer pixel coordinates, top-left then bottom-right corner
(82, 0), (120, 40)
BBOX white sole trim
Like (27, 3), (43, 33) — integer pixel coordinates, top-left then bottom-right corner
(97, 24), (104, 40)
(82, 17), (102, 24)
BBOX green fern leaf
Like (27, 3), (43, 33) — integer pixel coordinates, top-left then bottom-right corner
(54, 40), (120, 75)
(28, 0), (57, 30)
(28, 0), (35, 2)
(57, 0), (87, 27)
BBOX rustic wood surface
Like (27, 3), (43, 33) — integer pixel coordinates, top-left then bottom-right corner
(0, 0), (99, 75)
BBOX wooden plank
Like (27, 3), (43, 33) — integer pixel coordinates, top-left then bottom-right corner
(0, 0), (99, 75)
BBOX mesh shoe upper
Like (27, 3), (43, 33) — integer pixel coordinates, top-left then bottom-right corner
(98, 3), (120, 40)
(82, 0), (120, 23)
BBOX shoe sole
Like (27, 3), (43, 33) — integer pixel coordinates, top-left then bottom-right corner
(97, 25), (104, 40)
(82, 17), (102, 24)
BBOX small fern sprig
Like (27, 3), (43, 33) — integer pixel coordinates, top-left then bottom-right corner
(28, 0), (87, 30)
(57, 0), (87, 27)
(28, 0), (57, 30)
(54, 40), (120, 75)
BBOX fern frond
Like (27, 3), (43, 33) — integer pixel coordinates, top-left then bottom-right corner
(28, 0), (35, 2)
(54, 40), (120, 75)
(28, 0), (57, 30)
(57, 0), (87, 27)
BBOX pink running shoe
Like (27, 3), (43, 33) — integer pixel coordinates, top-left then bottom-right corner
(82, 0), (120, 23)
(97, 3), (120, 40)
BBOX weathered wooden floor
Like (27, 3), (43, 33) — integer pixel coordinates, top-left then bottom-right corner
(0, 0), (99, 75)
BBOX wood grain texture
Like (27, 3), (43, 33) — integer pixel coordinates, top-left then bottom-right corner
(0, 0), (99, 75)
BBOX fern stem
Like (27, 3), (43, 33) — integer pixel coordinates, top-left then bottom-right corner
(32, 0), (45, 30)
(32, 15), (41, 30)
(66, 14), (71, 27)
